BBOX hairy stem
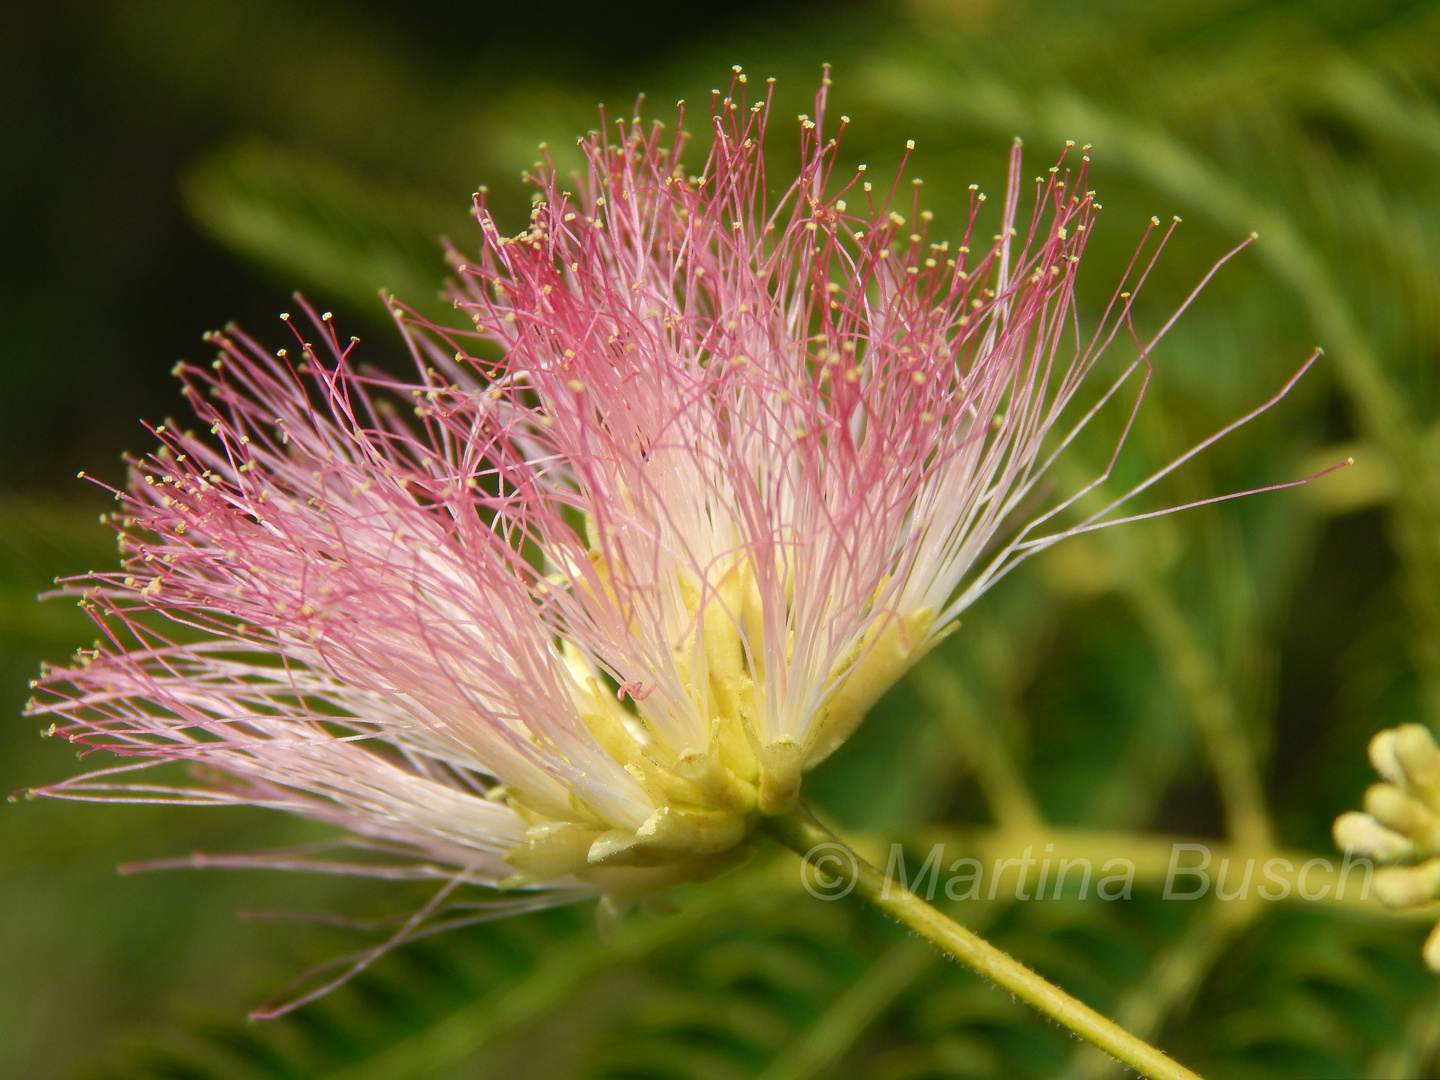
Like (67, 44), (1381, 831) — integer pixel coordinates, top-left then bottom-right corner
(764, 806), (1204, 1080)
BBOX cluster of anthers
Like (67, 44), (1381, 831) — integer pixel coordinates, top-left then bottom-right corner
(1335, 725), (1440, 967)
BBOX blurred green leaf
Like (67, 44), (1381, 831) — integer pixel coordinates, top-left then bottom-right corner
(182, 141), (463, 326)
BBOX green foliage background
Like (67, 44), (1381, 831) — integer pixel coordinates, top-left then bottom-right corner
(4, 0), (1440, 1076)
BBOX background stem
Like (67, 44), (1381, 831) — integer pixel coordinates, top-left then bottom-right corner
(764, 806), (1204, 1080)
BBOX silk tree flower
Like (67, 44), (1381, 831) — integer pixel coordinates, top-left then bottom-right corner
(27, 70), (1292, 1007)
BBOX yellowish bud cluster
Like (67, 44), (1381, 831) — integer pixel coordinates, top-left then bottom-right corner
(1334, 724), (1440, 968)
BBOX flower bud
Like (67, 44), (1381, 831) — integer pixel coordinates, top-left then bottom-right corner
(1368, 728), (1405, 785)
(1424, 920), (1440, 972)
(1373, 860), (1440, 909)
(1332, 810), (1414, 862)
(1395, 723), (1440, 810)
(1364, 783), (1440, 854)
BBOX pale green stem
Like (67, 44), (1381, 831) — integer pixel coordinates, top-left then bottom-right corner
(765, 807), (1205, 1080)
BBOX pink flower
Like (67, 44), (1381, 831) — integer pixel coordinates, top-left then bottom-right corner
(27, 69), (1310, 1010)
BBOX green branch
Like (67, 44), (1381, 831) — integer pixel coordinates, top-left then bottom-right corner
(765, 806), (1205, 1080)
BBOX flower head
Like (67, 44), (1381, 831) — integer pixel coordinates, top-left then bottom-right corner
(29, 70), (1232, 999)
